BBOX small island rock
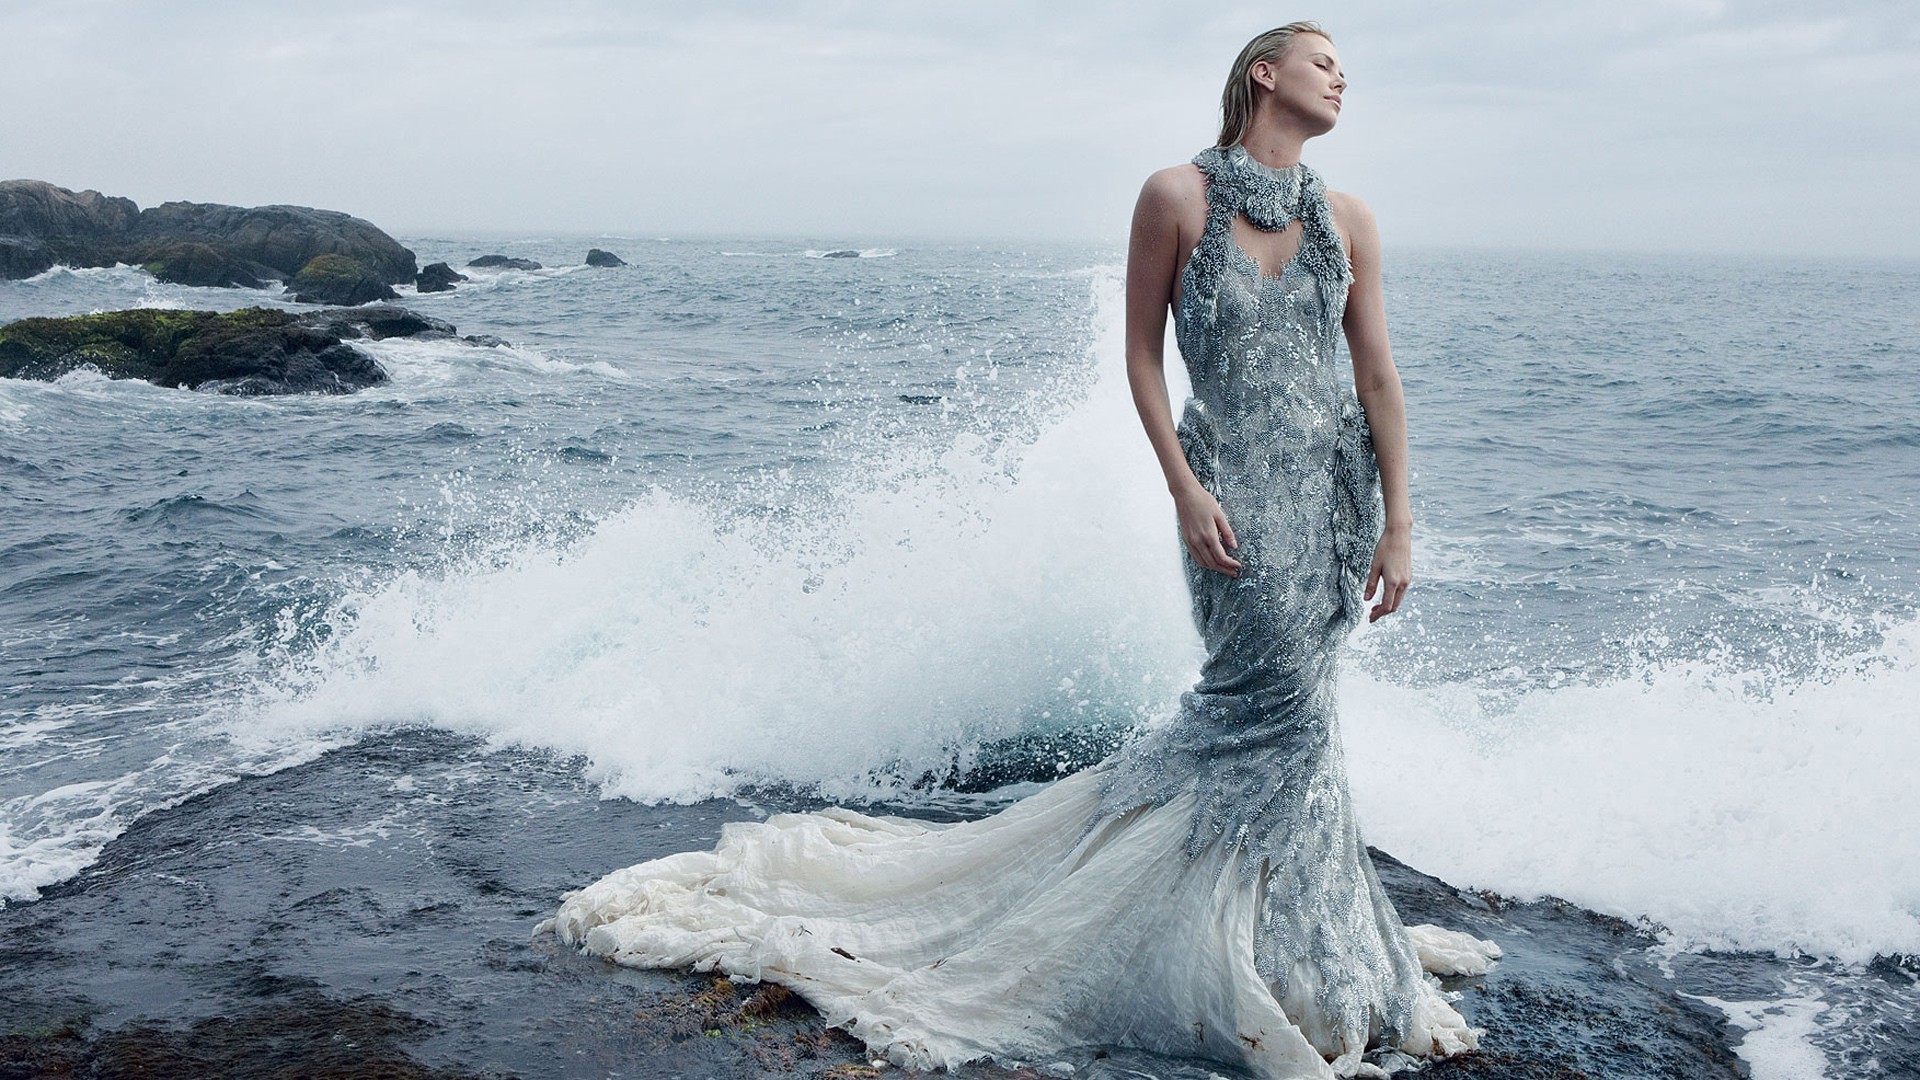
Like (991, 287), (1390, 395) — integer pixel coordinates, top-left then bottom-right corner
(415, 262), (466, 293)
(0, 307), (389, 394)
(584, 248), (626, 268)
(0, 180), (417, 287)
(466, 255), (541, 271)
(0, 305), (464, 395)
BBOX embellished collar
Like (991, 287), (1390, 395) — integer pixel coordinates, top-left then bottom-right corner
(1198, 143), (1317, 231)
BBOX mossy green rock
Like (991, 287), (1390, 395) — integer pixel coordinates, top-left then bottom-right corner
(287, 254), (399, 306)
(0, 306), (388, 394)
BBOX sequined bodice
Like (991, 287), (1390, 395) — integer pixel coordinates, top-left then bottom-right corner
(1171, 143), (1380, 602)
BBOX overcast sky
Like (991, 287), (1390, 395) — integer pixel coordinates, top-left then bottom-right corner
(4, 0), (1916, 256)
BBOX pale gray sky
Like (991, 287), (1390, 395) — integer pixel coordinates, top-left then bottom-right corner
(4, 0), (1917, 255)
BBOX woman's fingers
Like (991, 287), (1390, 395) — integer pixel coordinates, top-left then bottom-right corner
(1185, 526), (1239, 576)
(1208, 509), (1240, 574)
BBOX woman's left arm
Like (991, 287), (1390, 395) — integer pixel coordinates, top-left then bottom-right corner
(1334, 192), (1412, 622)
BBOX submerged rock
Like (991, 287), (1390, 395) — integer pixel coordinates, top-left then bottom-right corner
(301, 303), (456, 342)
(0, 305), (456, 395)
(286, 254), (398, 306)
(0, 179), (417, 286)
(466, 254), (541, 271)
(818, 249), (861, 258)
(415, 261), (466, 293)
(584, 248), (626, 268)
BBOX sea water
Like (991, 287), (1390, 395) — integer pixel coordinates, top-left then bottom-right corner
(2, 239), (1916, 1074)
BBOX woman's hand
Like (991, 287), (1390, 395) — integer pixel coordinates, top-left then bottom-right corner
(1366, 522), (1411, 621)
(1175, 482), (1241, 576)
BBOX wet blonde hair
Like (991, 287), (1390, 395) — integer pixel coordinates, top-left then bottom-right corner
(1217, 22), (1334, 148)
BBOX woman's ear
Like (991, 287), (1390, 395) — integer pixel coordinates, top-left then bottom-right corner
(1248, 57), (1278, 93)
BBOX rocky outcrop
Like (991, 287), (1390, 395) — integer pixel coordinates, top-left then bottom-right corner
(0, 180), (417, 289)
(138, 242), (270, 289)
(584, 248), (626, 268)
(0, 304), (457, 395)
(466, 255), (540, 271)
(286, 254), (397, 306)
(415, 262), (465, 293)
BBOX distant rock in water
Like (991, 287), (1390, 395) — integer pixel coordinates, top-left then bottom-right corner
(466, 255), (541, 271)
(286, 254), (398, 306)
(584, 248), (626, 268)
(818, 249), (861, 259)
(0, 179), (417, 286)
(138, 241), (270, 289)
(0, 304), (456, 395)
(415, 261), (466, 293)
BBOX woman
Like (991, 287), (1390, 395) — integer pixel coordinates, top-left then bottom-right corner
(543, 23), (1498, 1079)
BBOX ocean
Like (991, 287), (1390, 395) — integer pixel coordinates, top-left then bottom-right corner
(2, 238), (1916, 1077)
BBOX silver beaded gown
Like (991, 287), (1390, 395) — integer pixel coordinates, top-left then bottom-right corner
(542, 144), (1500, 1079)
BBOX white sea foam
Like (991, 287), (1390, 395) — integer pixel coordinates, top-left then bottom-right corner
(1345, 616), (1920, 963)
(1690, 986), (1833, 1080)
(353, 336), (627, 385)
(236, 270), (1920, 965)
(241, 273), (1197, 802)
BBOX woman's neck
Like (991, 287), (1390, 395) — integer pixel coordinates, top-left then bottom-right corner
(1237, 114), (1313, 168)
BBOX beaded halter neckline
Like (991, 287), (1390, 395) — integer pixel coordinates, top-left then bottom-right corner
(1214, 143), (1310, 232)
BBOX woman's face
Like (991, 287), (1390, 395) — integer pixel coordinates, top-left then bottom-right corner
(1253, 34), (1346, 133)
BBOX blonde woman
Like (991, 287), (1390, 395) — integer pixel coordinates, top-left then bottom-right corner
(547, 23), (1498, 1079)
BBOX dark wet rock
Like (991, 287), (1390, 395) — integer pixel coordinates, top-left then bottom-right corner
(466, 254), (542, 271)
(416, 261), (466, 293)
(0, 990), (483, 1080)
(301, 303), (456, 342)
(138, 241), (272, 288)
(0, 181), (139, 256)
(286, 253), (399, 306)
(463, 333), (512, 349)
(0, 727), (1807, 1080)
(0, 236), (54, 279)
(0, 305), (474, 394)
(131, 200), (417, 285)
(1374, 852), (1746, 1079)
(584, 248), (626, 268)
(819, 249), (861, 258)
(0, 179), (417, 286)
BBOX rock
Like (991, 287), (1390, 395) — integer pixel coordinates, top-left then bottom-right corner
(0, 305), (461, 394)
(301, 304), (455, 341)
(131, 201), (416, 284)
(138, 241), (270, 289)
(0, 182), (139, 261)
(466, 255), (541, 271)
(0, 179), (416, 286)
(584, 248), (626, 268)
(415, 261), (465, 293)
(0, 236), (53, 279)
(286, 254), (398, 306)
(462, 333), (511, 349)
(818, 249), (861, 258)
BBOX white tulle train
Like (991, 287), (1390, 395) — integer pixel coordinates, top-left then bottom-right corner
(541, 768), (1499, 1079)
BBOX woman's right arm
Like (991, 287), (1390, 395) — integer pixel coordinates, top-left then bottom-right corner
(1125, 169), (1240, 577)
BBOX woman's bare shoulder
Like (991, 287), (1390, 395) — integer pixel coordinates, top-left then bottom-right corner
(1325, 189), (1380, 253)
(1139, 163), (1207, 208)
(1325, 189), (1375, 224)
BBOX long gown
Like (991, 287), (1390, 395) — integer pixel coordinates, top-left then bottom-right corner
(540, 143), (1501, 1079)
